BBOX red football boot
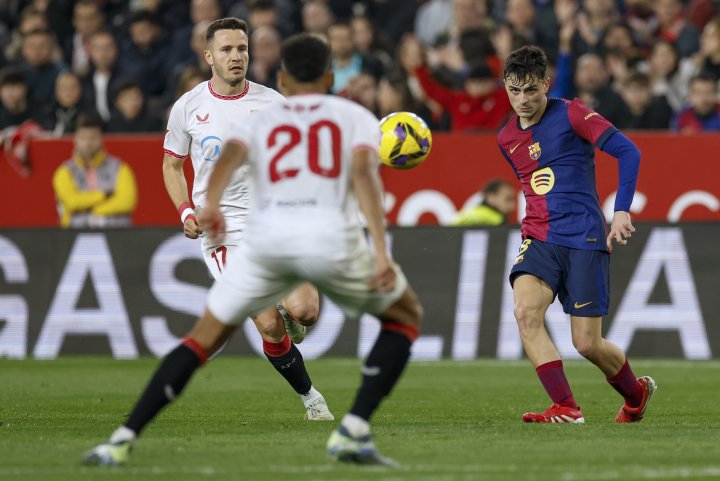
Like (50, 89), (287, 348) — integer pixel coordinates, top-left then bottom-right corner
(522, 403), (585, 424)
(615, 376), (657, 423)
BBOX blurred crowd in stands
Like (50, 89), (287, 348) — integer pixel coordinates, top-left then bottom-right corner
(1, 0), (719, 137)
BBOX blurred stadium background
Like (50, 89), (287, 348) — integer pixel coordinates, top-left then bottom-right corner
(1, 0), (719, 480)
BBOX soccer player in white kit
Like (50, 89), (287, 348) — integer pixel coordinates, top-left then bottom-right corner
(161, 18), (332, 421)
(83, 32), (423, 467)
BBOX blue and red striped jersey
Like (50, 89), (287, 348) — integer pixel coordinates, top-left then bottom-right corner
(497, 98), (617, 251)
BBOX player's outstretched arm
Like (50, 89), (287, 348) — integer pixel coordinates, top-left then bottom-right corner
(351, 149), (396, 293)
(162, 153), (201, 239)
(200, 140), (248, 244)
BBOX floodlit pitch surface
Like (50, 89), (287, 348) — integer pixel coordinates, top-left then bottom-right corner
(0, 358), (718, 481)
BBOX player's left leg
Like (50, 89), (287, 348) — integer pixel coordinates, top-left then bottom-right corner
(565, 248), (655, 423)
(275, 283), (333, 420)
(323, 260), (422, 466)
(570, 315), (656, 422)
(254, 286), (333, 421)
(82, 308), (237, 466)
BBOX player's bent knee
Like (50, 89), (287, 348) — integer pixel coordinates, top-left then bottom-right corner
(572, 338), (597, 359)
(285, 303), (319, 326)
(252, 310), (286, 341)
(514, 305), (544, 330)
(282, 285), (320, 326)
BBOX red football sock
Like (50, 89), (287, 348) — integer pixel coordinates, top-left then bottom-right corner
(536, 360), (578, 409)
(607, 360), (643, 407)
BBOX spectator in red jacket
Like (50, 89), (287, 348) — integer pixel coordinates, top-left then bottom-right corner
(414, 61), (511, 131)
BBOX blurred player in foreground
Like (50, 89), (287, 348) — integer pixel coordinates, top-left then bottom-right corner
(83, 32), (422, 467)
(497, 46), (656, 424)
(161, 17), (332, 421)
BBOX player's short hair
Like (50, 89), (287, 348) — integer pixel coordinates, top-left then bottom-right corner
(206, 17), (248, 44)
(503, 45), (548, 85)
(75, 111), (105, 131)
(281, 33), (330, 83)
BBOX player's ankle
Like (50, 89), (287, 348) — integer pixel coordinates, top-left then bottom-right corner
(300, 386), (321, 405)
(109, 426), (136, 444)
(557, 397), (579, 410)
(341, 413), (370, 438)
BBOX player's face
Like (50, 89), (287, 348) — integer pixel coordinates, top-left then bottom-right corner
(504, 76), (549, 125)
(205, 29), (249, 87)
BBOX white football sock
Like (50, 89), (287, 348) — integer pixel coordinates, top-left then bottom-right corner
(109, 426), (136, 444)
(341, 413), (370, 438)
(300, 386), (322, 405)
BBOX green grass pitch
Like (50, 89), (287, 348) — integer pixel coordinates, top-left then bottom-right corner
(0, 358), (718, 481)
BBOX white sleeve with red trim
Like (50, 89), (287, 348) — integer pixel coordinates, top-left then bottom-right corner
(163, 98), (191, 158)
(350, 106), (381, 155)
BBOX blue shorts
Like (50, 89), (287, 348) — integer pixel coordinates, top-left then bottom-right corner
(509, 238), (610, 316)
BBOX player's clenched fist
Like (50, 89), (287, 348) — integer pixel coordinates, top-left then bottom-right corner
(183, 216), (202, 239)
(198, 204), (225, 244)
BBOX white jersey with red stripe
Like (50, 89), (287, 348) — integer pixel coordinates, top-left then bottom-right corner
(163, 80), (284, 232)
(227, 93), (380, 257)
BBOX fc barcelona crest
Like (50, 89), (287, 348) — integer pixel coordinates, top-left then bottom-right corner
(528, 142), (541, 160)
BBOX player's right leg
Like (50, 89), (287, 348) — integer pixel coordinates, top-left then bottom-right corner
(327, 284), (423, 466)
(82, 308), (236, 466)
(512, 274), (585, 423)
(253, 301), (334, 421)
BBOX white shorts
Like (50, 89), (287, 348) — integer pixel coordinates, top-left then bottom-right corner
(201, 231), (244, 280)
(207, 244), (408, 326)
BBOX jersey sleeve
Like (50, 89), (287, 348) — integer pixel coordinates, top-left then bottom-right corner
(163, 99), (191, 158)
(350, 107), (380, 154)
(496, 134), (520, 180)
(567, 98), (618, 149)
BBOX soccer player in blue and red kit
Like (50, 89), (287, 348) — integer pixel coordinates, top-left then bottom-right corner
(497, 46), (656, 424)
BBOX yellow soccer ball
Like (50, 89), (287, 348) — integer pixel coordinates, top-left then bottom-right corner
(378, 112), (432, 169)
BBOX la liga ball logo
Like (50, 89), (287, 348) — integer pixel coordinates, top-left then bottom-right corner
(378, 112), (432, 170)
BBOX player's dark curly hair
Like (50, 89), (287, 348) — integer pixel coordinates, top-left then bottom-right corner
(206, 17), (248, 44)
(281, 33), (330, 83)
(503, 45), (548, 85)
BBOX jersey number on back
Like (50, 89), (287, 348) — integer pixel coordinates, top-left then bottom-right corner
(268, 120), (341, 182)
